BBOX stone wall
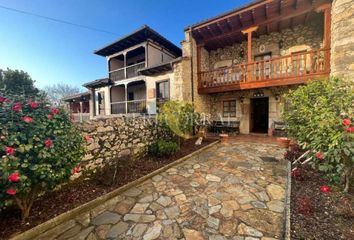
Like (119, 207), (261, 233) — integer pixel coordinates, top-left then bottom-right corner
(208, 87), (290, 134)
(208, 22), (323, 70)
(331, 0), (354, 80)
(78, 116), (170, 171)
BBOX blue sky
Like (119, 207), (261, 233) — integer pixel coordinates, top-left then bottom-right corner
(0, 0), (248, 90)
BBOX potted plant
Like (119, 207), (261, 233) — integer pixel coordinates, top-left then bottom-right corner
(277, 137), (291, 148)
(219, 133), (229, 143)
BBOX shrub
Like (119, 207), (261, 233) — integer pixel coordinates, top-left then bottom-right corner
(148, 140), (179, 157)
(157, 101), (198, 140)
(283, 78), (354, 192)
(0, 93), (85, 220)
(284, 144), (305, 164)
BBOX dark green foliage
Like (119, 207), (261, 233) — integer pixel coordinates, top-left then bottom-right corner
(0, 68), (40, 98)
(148, 140), (179, 157)
(283, 78), (354, 191)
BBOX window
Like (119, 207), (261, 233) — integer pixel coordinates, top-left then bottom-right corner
(223, 100), (236, 118)
(156, 80), (170, 100)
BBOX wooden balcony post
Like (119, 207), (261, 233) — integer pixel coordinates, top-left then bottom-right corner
(242, 26), (258, 81)
(197, 44), (202, 88)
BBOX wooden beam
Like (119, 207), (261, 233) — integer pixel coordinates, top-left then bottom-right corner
(192, 0), (273, 30)
(251, 9), (256, 24)
(278, 0), (283, 15)
(293, 0), (298, 9)
(265, 4), (269, 19)
(201, 2), (317, 43)
(238, 14), (243, 27)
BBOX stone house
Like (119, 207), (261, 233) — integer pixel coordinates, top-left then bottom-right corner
(178, 0), (353, 135)
(65, 0), (354, 134)
(65, 25), (183, 118)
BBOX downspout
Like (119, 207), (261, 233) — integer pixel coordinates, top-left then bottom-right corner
(189, 27), (195, 104)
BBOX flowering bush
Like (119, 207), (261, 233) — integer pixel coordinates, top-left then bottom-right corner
(283, 78), (354, 192)
(0, 94), (85, 220)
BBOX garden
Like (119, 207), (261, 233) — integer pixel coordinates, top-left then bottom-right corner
(282, 78), (354, 239)
(0, 86), (216, 239)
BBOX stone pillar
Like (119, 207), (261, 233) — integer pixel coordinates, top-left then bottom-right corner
(105, 87), (111, 115)
(330, 0), (354, 81)
(124, 84), (128, 114)
(89, 89), (95, 119)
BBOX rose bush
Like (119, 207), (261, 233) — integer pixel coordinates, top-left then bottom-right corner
(0, 93), (85, 220)
(283, 78), (354, 192)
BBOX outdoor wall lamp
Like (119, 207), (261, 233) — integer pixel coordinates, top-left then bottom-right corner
(253, 90), (264, 98)
(240, 96), (244, 103)
(275, 94), (280, 101)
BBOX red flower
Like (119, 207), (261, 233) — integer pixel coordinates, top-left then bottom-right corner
(342, 119), (351, 126)
(5, 146), (15, 155)
(315, 152), (324, 160)
(84, 135), (93, 143)
(0, 96), (9, 104)
(320, 185), (331, 193)
(6, 188), (17, 196)
(28, 100), (38, 109)
(22, 116), (33, 123)
(291, 168), (302, 178)
(345, 127), (354, 133)
(12, 102), (22, 112)
(44, 138), (53, 148)
(73, 166), (81, 174)
(47, 114), (53, 120)
(8, 172), (20, 182)
(51, 108), (60, 115)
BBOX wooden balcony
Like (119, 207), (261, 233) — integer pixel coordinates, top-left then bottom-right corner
(198, 48), (330, 94)
(109, 62), (146, 82)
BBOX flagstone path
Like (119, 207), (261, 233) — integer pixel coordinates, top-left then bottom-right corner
(36, 141), (288, 240)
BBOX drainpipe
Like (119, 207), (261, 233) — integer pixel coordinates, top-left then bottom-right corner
(189, 27), (195, 104)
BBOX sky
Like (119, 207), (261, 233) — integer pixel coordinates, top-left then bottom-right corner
(0, 0), (248, 90)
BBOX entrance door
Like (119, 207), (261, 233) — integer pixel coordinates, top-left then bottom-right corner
(250, 97), (269, 133)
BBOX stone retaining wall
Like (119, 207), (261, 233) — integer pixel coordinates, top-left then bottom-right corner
(78, 116), (171, 171)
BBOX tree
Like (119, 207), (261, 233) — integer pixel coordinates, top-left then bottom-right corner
(43, 83), (81, 106)
(157, 101), (198, 141)
(283, 78), (354, 192)
(0, 68), (39, 98)
(0, 92), (85, 220)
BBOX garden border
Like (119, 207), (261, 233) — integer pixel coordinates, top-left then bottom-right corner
(10, 140), (219, 240)
(283, 161), (292, 240)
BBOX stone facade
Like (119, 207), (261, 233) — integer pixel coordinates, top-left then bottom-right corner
(207, 22), (323, 71)
(331, 0), (354, 80)
(78, 116), (171, 171)
(181, 20), (323, 134)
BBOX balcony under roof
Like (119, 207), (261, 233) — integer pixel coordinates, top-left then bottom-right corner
(186, 0), (331, 50)
(94, 25), (182, 57)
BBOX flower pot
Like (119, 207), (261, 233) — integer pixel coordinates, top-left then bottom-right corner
(277, 137), (291, 148)
(219, 134), (229, 143)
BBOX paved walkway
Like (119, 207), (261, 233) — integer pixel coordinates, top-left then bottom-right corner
(37, 141), (288, 240)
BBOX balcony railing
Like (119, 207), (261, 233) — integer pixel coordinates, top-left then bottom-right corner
(109, 62), (146, 82)
(198, 48), (330, 93)
(111, 99), (147, 114)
